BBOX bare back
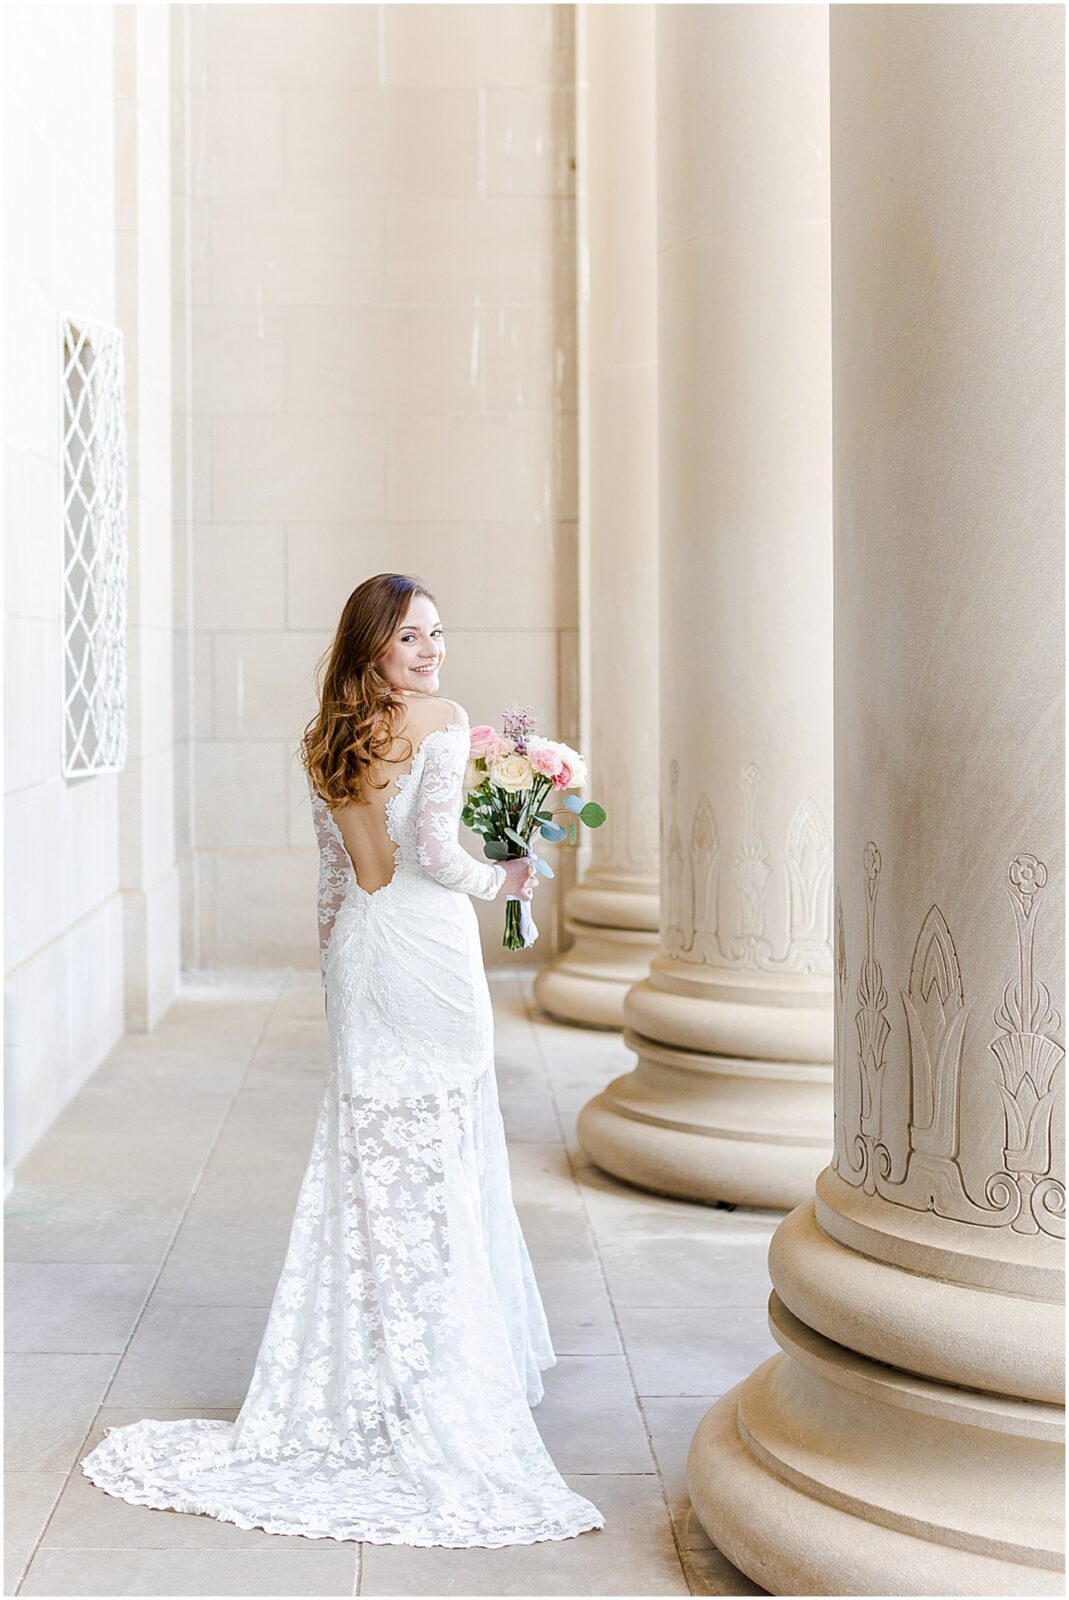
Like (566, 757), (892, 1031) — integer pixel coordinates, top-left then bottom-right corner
(330, 694), (462, 894)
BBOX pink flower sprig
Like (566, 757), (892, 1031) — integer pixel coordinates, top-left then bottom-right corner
(501, 704), (538, 754)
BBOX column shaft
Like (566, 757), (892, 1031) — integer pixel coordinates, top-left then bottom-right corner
(578, 5), (834, 1206)
(690, 8), (1065, 1590)
(535, 4), (660, 1031)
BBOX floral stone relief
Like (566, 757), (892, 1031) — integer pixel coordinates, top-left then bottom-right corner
(834, 846), (1064, 1239)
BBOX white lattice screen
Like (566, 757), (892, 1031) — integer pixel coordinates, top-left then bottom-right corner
(61, 314), (128, 777)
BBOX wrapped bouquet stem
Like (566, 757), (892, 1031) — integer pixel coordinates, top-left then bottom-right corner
(460, 705), (607, 951)
(503, 852), (541, 951)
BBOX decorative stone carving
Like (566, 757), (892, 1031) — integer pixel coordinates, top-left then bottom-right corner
(835, 845), (1064, 1237)
(847, 842), (891, 1190)
(785, 797), (834, 969)
(576, 3), (834, 1209)
(687, 7), (1064, 1591)
(992, 856), (1065, 1234)
(662, 759), (687, 961)
(662, 762), (833, 976)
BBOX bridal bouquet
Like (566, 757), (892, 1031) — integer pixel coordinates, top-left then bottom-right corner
(460, 705), (606, 950)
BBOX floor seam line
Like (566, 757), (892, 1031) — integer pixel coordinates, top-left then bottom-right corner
(518, 974), (692, 1592)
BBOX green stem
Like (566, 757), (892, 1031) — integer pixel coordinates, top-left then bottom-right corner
(503, 897), (526, 949)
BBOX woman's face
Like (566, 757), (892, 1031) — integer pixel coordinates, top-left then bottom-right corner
(378, 593), (446, 695)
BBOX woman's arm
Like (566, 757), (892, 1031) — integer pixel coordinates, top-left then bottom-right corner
(307, 777), (352, 982)
(414, 713), (507, 901)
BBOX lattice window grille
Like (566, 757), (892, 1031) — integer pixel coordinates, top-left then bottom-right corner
(60, 313), (129, 777)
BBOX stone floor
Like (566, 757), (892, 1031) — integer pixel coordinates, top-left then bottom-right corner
(5, 967), (776, 1597)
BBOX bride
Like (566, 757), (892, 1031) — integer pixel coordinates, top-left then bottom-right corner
(80, 573), (604, 1548)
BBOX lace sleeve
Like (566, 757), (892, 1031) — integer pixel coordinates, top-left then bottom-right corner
(307, 776), (352, 984)
(416, 721), (508, 902)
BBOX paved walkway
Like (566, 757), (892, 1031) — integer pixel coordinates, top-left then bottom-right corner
(5, 969), (774, 1595)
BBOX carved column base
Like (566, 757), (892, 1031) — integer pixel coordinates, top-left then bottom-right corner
(688, 1187), (1065, 1595)
(576, 961), (833, 1208)
(774, 1173), (1063, 1400)
(533, 869), (659, 1030)
(690, 1313), (1063, 1595)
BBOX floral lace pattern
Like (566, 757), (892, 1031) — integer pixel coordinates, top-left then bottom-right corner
(80, 706), (603, 1548)
(310, 717), (506, 984)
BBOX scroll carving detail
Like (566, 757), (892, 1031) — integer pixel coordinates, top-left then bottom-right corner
(988, 855), (1066, 1234)
(836, 846), (1064, 1237)
(660, 758), (832, 974)
(595, 743), (659, 874)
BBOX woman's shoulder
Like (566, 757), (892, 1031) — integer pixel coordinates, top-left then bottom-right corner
(401, 694), (469, 735)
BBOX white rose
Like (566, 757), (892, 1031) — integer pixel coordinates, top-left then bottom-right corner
(489, 752), (535, 792)
(554, 741), (588, 787)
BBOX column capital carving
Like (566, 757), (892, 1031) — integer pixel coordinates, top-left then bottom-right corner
(835, 843), (1065, 1240)
(661, 756), (833, 978)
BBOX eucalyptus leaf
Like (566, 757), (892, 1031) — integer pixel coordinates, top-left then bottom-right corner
(503, 825), (528, 849)
(579, 801), (606, 828)
(562, 794), (585, 813)
(539, 821), (567, 842)
(568, 821), (577, 845)
(532, 855), (555, 878)
(483, 839), (510, 860)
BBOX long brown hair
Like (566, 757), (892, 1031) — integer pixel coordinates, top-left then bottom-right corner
(299, 573), (436, 807)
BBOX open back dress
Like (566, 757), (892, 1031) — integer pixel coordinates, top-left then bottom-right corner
(80, 702), (604, 1548)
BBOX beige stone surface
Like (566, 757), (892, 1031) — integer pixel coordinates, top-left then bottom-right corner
(690, 7), (1065, 1592)
(4, 2), (180, 1173)
(534, 5), (660, 1032)
(172, 4), (581, 971)
(5, 970), (761, 1596)
(578, 2), (834, 1206)
(690, 1374), (1063, 1598)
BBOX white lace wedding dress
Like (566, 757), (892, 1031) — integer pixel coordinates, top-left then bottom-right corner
(80, 710), (604, 1547)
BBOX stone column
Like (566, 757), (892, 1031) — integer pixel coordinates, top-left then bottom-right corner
(689, 8), (1065, 1592)
(534, 4), (660, 1031)
(577, 5), (834, 1206)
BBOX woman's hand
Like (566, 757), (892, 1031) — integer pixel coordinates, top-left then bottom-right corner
(501, 856), (539, 900)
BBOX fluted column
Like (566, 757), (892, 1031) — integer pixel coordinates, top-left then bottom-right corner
(534, 4), (660, 1031)
(689, 8), (1064, 1592)
(577, 6), (834, 1205)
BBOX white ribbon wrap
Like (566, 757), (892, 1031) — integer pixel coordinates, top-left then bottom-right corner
(504, 846), (540, 947)
(504, 894), (539, 947)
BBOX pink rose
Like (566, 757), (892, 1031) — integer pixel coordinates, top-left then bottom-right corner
(490, 735), (515, 761)
(550, 763), (572, 789)
(529, 746), (564, 779)
(469, 725), (497, 759)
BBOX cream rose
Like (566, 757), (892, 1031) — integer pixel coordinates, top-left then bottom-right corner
(463, 757), (484, 792)
(489, 752), (535, 793)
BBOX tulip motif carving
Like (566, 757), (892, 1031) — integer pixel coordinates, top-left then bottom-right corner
(661, 758), (833, 975)
(594, 735), (659, 874)
(988, 855), (1065, 1233)
(835, 847), (1064, 1238)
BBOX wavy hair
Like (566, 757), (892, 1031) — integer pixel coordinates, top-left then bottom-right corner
(299, 573), (436, 807)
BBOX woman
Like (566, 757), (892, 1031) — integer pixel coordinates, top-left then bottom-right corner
(81, 573), (604, 1548)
